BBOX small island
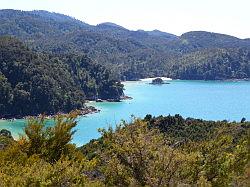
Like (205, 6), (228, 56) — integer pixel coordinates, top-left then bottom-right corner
(150, 78), (170, 85)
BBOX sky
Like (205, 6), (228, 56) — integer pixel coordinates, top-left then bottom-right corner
(1, 0), (249, 38)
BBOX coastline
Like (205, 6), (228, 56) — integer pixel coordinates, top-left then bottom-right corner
(140, 77), (172, 81)
(123, 77), (250, 83)
(0, 94), (134, 121)
(0, 105), (100, 121)
(85, 95), (133, 103)
(121, 77), (173, 83)
(1, 80), (249, 144)
(2, 77), (248, 121)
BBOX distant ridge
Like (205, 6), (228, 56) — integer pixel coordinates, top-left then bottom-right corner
(30, 10), (89, 25)
(0, 9), (249, 81)
(97, 22), (126, 29)
(146, 29), (178, 39)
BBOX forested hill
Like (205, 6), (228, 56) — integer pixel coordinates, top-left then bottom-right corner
(0, 9), (250, 80)
(168, 48), (250, 80)
(0, 36), (123, 117)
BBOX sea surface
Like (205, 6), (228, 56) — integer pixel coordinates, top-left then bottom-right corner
(1, 80), (250, 146)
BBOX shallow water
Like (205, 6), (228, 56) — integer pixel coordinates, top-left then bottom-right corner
(1, 80), (250, 146)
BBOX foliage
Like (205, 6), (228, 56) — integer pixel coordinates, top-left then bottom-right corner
(144, 114), (249, 142)
(0, 10), (249, 184)
(0, 129), (14, 150)
(81, 115), (250, 186)
(1, 113), (249, 186)
(0, 9), (249, 81)
(0, 36), (123, 117)
(168, 48), (250, 80)
(151, 78), (164, 84)
(0, 112), (101, 186)
(99, 119), (189, 186)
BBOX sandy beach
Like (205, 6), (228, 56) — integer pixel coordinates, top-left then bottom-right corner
(140, 77), (172, 81)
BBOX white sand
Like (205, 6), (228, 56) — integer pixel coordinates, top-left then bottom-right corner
(140, 77), (172, 81)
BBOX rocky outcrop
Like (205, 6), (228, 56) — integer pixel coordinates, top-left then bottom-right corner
(151, 78), (164, 84)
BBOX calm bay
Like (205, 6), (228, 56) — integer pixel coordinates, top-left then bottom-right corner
(1, 80), (250, 146)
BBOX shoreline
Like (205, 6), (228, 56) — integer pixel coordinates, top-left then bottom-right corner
(2, 78), (248, 121)
(0, 95), (133, 121)
(0, 105), (100, 121)
(122, 77), (250, 82)
(86, 95), (133, 103)
(140, 77), (172, 81)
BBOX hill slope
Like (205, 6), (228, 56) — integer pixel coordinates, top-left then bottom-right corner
(0, 36), (123, 117)
(0, 9), (250, 80)
(168, 48), (250, 80)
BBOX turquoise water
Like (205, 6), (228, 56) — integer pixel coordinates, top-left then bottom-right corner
(1, 80), (250, 146)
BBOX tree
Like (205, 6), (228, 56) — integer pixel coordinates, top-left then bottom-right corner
(21, 111), (80, 163)
(0, 111), (102, 186)
(0, 73), (12, 114)
(99, 119), (189, 186)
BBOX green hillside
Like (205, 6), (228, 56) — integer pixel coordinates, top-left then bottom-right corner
(0, 36), (123, 117)
(1, 9), (249, 80)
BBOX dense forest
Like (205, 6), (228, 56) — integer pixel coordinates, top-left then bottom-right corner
(0, 113), (249, 186)
(168, 48), (250, 80)
(0, 9), (250, 80)
(0, 36), (123, 117)
(0, 8), (249, 187)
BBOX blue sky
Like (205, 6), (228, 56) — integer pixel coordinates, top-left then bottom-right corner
(1, 0), (249, 38)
